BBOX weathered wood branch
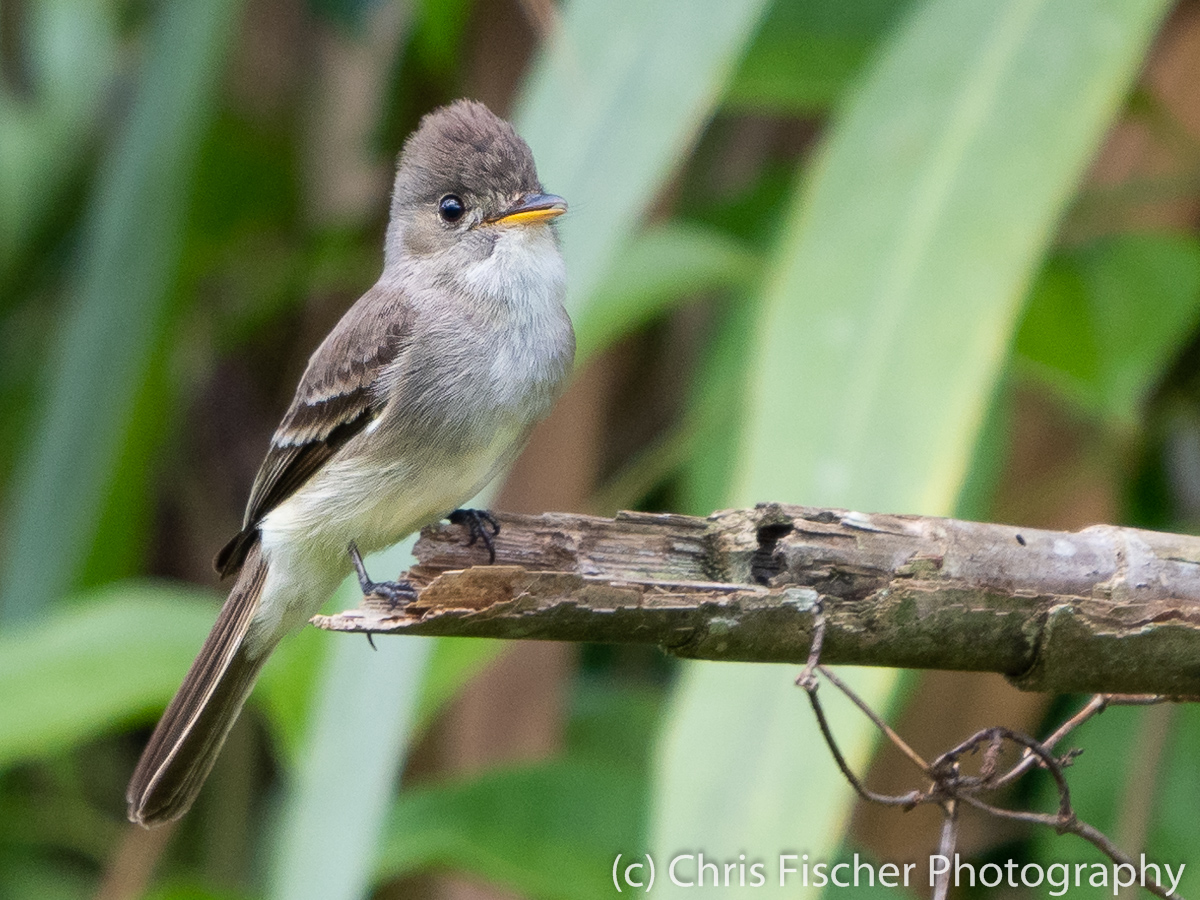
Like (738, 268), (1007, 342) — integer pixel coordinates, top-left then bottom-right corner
(312, 504), (1200, 696)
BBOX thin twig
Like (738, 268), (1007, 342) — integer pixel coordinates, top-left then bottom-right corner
(958, 796), (1179, 900)
(993, 693), (1195, 790)
(816, 665), (930, 773)
(932, 726), (1073, 818)
(797, 644), (1186, 900)
(800, 680), (924, 807)
(795, 598), (825, 690)
(992, 693), (1108, 788)
(797, 603), (922, 807)
(931, 800), (958, 900)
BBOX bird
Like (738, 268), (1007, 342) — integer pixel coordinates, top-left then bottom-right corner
(127, 99), (574, 826)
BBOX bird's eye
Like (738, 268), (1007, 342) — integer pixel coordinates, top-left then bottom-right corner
(438, 194), (466, 223)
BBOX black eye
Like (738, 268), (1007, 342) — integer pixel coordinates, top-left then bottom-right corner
(438, 194), (465, 223)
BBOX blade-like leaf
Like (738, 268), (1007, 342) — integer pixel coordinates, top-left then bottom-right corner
(255, 621), (331, 769)
(1016, 232), (1200, 426)
(576, 222), (758, 362)
(0, 0), (119, 276)
(375, 762), (644, 900)
(0, 0), (241, 623)
(655, 0), (1172, 894)
(513, 0), (773, 318)
(724, 0), (915, 114)
(738, 0), (1170, 512)
(654, 663), (895, 877)
(0, 585), (216, 767)
(268, 540), (432, 900)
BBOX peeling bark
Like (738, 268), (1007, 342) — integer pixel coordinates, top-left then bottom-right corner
(312, 504), (1200, 696)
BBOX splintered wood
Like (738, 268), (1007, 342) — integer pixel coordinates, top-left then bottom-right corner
(312, 504), (1200, 695)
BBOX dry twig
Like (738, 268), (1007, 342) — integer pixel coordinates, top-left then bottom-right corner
(316, 505), (1200, 696)
(796, 605), (1186, 900)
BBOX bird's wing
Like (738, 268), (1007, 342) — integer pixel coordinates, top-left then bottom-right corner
(215, 286), (414, 577)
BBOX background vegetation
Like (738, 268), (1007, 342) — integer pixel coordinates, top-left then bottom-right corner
(3, 0), (1200, 898)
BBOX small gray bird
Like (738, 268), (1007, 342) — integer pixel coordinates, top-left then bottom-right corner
(127, 100), (574, 826)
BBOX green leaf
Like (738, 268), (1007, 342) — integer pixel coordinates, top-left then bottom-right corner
(268, 542), (434, 900)
(1147, 705), (1200, 898)
(1030, 701), (1200, 898)
(1015, 259), (1098, 394)
(375, 762), (645, 900)
(565, 681), (665, 768)
(410, 0), (476, 77)
(0, 0), (119, 277)
(725, 0), (916, 113)
(513, 0), (774, 318)
(1016, 232), (1200, 427)
(0, 584), (216, 767)
(0, 0), (241, 623)
(952, 370), (1016, 521)
(0, 855), (93, 900)
(374, 660), (661, 900)
(736, 0), (1171, 514)
(576, 222), (758, 362)
(144, 882), (254, 900)
(656, 0), (1172, 895)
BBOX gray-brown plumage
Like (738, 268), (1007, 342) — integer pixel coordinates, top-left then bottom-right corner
(126, 545), (269, 824)
(214, 301), (415, 578)
(128, 100), (573, 826)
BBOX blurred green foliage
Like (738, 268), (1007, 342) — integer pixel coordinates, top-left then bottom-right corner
(2, 0), (1199, 898)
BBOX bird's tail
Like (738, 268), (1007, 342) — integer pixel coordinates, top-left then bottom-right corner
(127, 543), (271, 827)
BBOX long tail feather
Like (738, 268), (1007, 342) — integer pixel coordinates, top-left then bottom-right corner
(127, 544), (270, 826)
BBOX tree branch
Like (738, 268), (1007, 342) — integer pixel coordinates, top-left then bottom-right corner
(312, 504), (1200, 696)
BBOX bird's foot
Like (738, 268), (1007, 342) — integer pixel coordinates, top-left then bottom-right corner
(348, 541), (418, 609)
(448, 508), (500, 563)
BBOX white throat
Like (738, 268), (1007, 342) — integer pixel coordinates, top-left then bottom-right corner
(457, 225), (566, 318)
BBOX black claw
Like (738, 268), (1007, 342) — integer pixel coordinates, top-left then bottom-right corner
(348, 540), (418, 610)
(448, 509), (500, 563)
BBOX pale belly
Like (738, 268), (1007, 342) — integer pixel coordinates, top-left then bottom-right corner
(247, 418), (525, 649)
(260, 418), (524, 564)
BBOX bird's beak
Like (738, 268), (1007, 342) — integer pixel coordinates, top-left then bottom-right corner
(484, 192), (567, 227)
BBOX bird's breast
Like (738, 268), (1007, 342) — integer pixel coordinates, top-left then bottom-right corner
(389, 231), (574, 445)
(265, 230), (575, 560)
